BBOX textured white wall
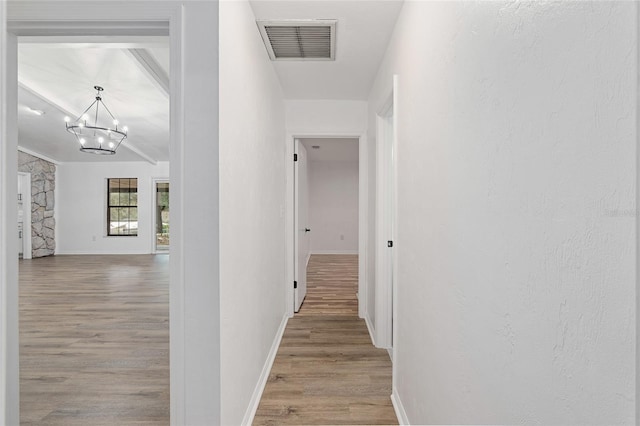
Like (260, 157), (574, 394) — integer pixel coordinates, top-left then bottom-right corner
(368, 1), (636, 424)
(56, 161), (169, 254)
(219, 1), (286, 424)
(309, 160), (359, 253)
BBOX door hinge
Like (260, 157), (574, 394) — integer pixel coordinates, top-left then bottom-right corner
(294, 153), (298, 162)
(387, 240), (393, 248)
(294, 280), (298, 289)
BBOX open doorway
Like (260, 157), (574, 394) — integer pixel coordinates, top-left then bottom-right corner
(154, 179), (170, 252)
(3, 4), (222, 424)
(17, 171), (31, 260)
(15, 35), (171, 424)
(293, 137), (360, 315)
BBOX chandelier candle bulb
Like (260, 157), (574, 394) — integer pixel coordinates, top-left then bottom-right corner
(64, 85), (128, 155)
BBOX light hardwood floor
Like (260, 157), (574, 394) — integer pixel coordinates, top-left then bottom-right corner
(20, 254), (395, 425)
(19, 255), (169, 425)
(253, 254), (397, 425)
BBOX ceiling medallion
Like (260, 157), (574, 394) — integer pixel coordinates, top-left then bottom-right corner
(64, 86), (128, 155)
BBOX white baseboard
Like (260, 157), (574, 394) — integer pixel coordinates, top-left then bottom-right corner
(311, 250), (358, 255)
(364, 314), (376, 346)
(391, 389), (409, 425)
(241, 314), (289, 426)
(55, 251), (154, 255)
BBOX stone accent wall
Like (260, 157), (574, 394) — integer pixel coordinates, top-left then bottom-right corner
(18, 152), (56, 258)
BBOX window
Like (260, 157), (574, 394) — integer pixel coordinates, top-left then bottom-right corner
(107, 178), (138, 236)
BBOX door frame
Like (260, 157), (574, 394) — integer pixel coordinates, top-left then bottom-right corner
(151, 177), (169, 253)
(285, 133), (368, 318)
(17, 171), (31, 260)
(374, 75), (398, 351)
(1, 3), (221, 424)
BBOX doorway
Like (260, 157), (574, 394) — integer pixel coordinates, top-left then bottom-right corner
(154, 179), (170, 252)
(3, 11), (179, 425)
(16, 36), (171, 424)
(17, 172), (31, 260)
(3, 4), (221, 424)
(292, 137), (361, 315)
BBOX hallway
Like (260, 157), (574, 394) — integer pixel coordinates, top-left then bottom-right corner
(253, 255), (396, 425)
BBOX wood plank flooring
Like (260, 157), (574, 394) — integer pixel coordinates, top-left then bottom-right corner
(20, 253), (395, 425)
(19, 255), (169, 426)
(254, 254), (397, 425)
(297, 255), (359, 317)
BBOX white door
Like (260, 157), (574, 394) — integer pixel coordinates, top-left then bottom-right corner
(294, 140), (310, 312)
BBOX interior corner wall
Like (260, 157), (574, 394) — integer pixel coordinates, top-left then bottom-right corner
(219, 1), (286, 424)
(309, 160), (359, 254)
(56, 161), (169, 254)
(369, 1), (636, 424)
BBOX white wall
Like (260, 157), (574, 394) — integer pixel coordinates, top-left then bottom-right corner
(286, 100), (367, 136)
(56, 161), (169, 254)
(0, 6), (19, 422)
(219, 1), (286, 424)
(368, 1), (636, 424)
(309, 160), (359, 253)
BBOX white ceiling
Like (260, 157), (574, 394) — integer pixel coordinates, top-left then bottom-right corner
(16, 1), (402, 163)
(301, 138), (359, 162)
(249, 0), (404, 100)
(17, 41), (170, 163)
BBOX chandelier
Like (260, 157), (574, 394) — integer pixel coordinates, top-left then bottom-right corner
(64, 86), (128, 155)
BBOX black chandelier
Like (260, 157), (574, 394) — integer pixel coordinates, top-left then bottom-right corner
(64, 86), (128, 155)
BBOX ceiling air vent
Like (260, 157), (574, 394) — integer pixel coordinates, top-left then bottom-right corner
(257, 19), (337, 61)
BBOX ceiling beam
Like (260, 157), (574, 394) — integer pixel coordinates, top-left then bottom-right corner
(119, 140), (158, 165)
(124, 48), (169, 97)
(18, 81), (159, 165)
